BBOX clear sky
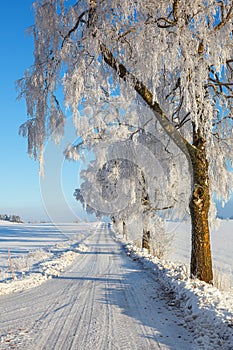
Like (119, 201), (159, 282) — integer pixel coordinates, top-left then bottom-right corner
(0, 1), (232, 223)
(0, 0), (85, 223)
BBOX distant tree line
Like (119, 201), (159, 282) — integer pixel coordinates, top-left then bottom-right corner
(0, 214), (23, 223)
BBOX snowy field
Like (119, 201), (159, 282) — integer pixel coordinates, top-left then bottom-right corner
(0, 220), (93, 263)
(0, 221), (96, 292)
(0, 220), (233, 349)
(1, 219), (232, 289)
(167, 219), (233, 290)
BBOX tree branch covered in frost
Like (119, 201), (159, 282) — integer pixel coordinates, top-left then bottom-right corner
(71, 119), (190, 220)
(18, 0), (233, 212)
(74, 135), (188, 251)
(74, 157), (165, 248)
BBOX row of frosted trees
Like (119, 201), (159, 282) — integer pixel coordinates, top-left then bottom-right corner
(0, 214), (23, 223)
(18, 0), (233, 283)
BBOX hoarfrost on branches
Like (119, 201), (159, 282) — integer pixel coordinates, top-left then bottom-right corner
(18, 0), (233, 211)
(74, 140), (178, 254)
(18, 1), (233, 282)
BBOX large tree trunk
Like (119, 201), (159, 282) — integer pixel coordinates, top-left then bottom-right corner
(188, 128), (213, 283)
(142, 229), (151, 253)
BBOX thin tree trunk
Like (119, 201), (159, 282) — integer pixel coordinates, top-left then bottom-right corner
(188, 128), (213, 283)
(142, 229), (151, 253)
(123, 221), (127, 240)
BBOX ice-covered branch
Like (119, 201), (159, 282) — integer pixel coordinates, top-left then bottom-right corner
(214, 1), (233, 31)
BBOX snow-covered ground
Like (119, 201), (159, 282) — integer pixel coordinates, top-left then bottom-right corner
(0, 220), (233, 349)
(167, 219), (233, 290)
(0, 221), (95, 294)
(124, 244), (233, 349)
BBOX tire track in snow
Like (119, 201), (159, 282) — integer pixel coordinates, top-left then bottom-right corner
(0, 222), (193, 349)
(103, 241), (161, 349)
(26, 233), (101, 349)
(69, 224), (114, 350)
(30, 223), (105, 350)
(102, 231), (139, 350)
(104, 267), (138, 350)
(68, 252), (100, 348)
(0, 224), (102, 349)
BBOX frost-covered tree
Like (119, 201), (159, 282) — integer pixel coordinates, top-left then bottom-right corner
(18, 0), (233, 283)
(71, 121), (187, 254)
(0, 214), (23, 223)
(74, 154), (174, 255)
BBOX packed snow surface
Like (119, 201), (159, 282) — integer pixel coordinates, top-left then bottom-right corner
(0, 221), (233, 349)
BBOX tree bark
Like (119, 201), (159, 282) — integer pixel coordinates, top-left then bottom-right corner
(142, 229), (151, 253)
(188, 128), (213, 283)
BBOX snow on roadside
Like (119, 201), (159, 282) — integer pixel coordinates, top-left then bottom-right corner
(123, 241), (233, 350)
(1, 223), (233, 348)
(0, 241), (88, 296)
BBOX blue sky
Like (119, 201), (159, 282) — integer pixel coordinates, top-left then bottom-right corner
(0, 1), (232, 223)
(0, 0), (84, 222)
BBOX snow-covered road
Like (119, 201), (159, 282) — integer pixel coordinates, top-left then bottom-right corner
(0, 223), (193, 349)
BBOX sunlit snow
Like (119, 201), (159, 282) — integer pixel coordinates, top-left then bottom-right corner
(0, 220), (232, 349)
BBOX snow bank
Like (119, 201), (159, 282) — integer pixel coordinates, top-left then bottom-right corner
(0, 241), (88, 295)
(0, 220), (20, 225)
(124, 242), (233, 350)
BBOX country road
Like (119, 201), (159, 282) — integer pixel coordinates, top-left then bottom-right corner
(0, 223), (193, 349)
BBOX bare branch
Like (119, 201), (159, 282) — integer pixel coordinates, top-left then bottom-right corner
(61, 10), (88, 49)
(176, 112), (191, 130)
(214, 2), (233, 31)
(212, 115), (233, 126)
(157, 0), (180, 28)
(172, 0), (180, 21)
